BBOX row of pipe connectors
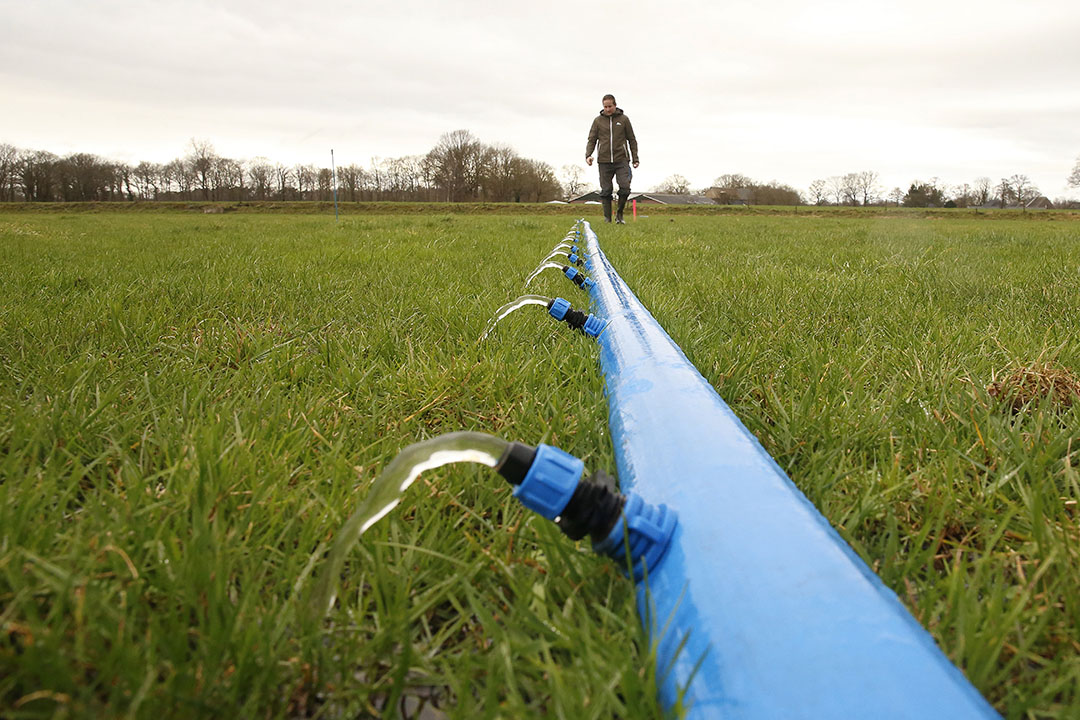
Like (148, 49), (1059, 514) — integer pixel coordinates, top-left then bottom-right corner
(494, 221), (677, 580)
(544, 230), (601, 335)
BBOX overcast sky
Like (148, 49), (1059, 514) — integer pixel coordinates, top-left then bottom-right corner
(3, 0), (1079, 199)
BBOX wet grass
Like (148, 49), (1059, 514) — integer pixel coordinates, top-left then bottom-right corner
(0, 213), (649, 718)
(2, 210), (1079, 718)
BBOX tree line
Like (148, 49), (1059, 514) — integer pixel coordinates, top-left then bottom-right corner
(3, 137), (1077, 208)
(808, 172), (1055, 209)
(809, 166), (1080, 209)
(0, 130), (563, 204)
(652, 173), (803, 205)
(651, 163), (1080, 209)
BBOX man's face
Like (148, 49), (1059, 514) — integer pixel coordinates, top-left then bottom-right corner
(602, 99), (616, 116)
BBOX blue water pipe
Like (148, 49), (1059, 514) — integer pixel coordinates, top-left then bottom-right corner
(578, 220), (999, 719)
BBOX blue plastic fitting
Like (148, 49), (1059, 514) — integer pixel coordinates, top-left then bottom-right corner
(548, 297), (570, 321)
(513, 444), (584, 519)
(568, 253), (581, 265)
(593, 493), (677, 582)
(582, 277), (595, 292)
(564, 266), (579, 281)
(582, 314), (606, 337)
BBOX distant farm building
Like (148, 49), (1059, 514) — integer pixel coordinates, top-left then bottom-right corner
(569, 191), (716, 205)
(704, 187), (754, 205)
(631, 192), (716, 205)
(980, 196), (1056, 210)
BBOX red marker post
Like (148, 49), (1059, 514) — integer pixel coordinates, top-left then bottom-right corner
(632, 199), (637, 220)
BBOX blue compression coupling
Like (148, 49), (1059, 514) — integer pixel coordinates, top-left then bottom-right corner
(495, 441), (678, 579)
(582, 314), (606, 337)
(512, 444), (584, 519)
(593, 493), (678, 582)
(568, 253), (583, 266)
(564, 266), (593, 294)
(547, 297), (606, 336)
(548, 297), (571, 321)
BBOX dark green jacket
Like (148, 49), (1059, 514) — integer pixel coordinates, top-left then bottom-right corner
(586, 109), (639, 164)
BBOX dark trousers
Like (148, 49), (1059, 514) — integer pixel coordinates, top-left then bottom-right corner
(598, 162), (632, 201)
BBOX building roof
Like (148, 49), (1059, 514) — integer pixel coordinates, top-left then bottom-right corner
(568, 191), (716, 205)
(630, 192), (716, 205)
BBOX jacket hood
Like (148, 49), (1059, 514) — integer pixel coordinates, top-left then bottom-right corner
(599, 108), (624, 117)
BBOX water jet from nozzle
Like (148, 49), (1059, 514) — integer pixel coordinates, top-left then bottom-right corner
(524, 261), (569, 287)
(479, 294), (553, 340)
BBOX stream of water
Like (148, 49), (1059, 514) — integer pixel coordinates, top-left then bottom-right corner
(308, 431), (510, 620)
(478, 294), (552, 340)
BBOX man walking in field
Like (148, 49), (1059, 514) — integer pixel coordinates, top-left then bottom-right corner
(586, 94), (639, 224)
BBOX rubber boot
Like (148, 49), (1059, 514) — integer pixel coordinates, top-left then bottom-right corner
(601, 197), (612, 223)
(616, 195), (627, 224)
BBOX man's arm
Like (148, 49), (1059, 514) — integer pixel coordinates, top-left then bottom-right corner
(585, 118), (599, 165)
(624, 116), (640, 168)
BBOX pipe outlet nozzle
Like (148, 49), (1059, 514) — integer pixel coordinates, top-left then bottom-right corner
(495, 441), (677, 580)
(547, 297), (606, 337)
(564, 266), (595, 294)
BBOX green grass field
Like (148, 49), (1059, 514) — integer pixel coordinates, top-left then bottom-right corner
(2, 210), (1078, 719)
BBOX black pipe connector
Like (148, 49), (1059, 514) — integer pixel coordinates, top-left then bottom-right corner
(556, 470), (625, 542)
(495, 442), (625, 543)
(545, 297), (605, 337)
(495, 441), (537, 485)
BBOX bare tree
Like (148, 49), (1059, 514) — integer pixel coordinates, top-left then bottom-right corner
(292, 164), (315, 200)
(19, 149), (58, 201)
(317, 168), (333, 201)
(247, 157), (272, 200)
(397, 156), (427, 198)
(808, 179), (828, 205)
(997, 178), (1012, 208)
(825, 176), (845, 205)
(973, 177), (992, 206)
(132, 161), (160, 200)
(856, 171), (879, 206)
(713, 173), (753, 189)
(753, 183), (802, 205)
(1008, 174), (1038, 210)
(367, 157), (384, 195)
(952, 183), (972, 208)
(513, 158), (561, 202)
(482, 144), (518, 201)
(274, 164), (291, 200)
(0, 143), (18, 201)
(560, 164), (586, 201)
(654, 174), (690, 194)
(887, 187), (904, 207)
(1069, 156), (1080, 188)
(425, 129), (485, 202)
(187, 139), (217, 200)
(338, 163), (362, 201)
(57, 152), (107, 201)
(840, 173), (860, 206)
(225, 158), (246, 200)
